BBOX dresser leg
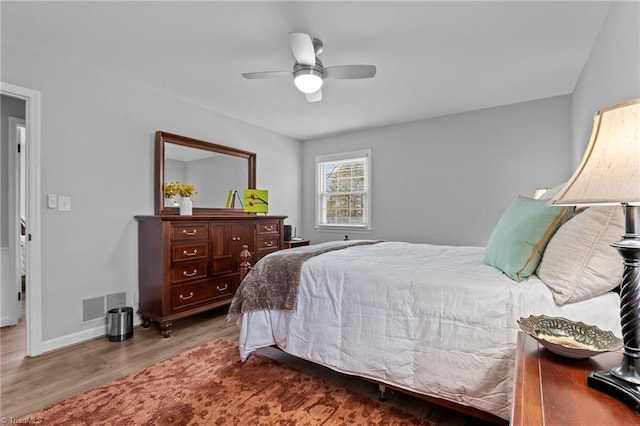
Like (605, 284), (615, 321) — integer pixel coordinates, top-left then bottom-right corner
(160, 321), (173, 338)
(141, 316), (151, 329)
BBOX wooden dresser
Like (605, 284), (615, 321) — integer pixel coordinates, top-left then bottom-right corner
(511, 331), (640, 425)
(136, 214), (286, 337)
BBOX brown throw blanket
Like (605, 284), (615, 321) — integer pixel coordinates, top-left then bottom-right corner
(227, 240), (381, 319)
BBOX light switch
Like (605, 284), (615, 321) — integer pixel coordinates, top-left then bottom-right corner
(58, 196), (71, 211)
(47, 193), (57, 209)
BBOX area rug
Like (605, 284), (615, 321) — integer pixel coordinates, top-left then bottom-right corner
(24, 338), (434, 425)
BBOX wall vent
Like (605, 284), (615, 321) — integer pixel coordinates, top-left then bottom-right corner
(106, 292), (126, 311)
(82, 292), (128, 323)
(82, 296), (106, 323)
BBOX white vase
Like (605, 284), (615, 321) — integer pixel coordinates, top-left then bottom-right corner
(164, 197), (174, 207)
(179, 197), (193, 216)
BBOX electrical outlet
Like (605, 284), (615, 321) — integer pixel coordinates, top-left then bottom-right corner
(58, 196), (71, 211)
(47, 193), (57, 209)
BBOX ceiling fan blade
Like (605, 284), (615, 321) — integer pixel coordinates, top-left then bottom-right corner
(305, 89), (322, 103)
(289, 32), (316, 66)
(325, 65), (376, 79)
(242, 71), (291, 79)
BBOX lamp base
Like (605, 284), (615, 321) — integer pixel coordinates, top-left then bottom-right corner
(587, 370), (640, 411)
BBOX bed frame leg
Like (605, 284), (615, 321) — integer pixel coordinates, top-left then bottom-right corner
(378, 384), (387, 401)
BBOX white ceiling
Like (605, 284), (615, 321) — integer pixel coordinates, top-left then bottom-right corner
(2, 1), (611, 140)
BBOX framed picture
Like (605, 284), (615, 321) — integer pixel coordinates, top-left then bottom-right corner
(244, 189), (268, 213)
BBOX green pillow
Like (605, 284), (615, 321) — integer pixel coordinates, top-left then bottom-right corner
(484, 196), (567, 282)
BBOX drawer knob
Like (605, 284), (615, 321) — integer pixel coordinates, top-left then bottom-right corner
(264, 241), (274, 247)
(183, 269), (197, 277)
(264, 225), (274, 231)
(216, 284), (229, 292)
(182, 229), (197, 236)
(183, 249), (198, 256)
(179, 292), (194, 300)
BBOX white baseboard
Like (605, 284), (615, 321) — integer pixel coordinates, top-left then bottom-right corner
(40, 316), (142, 354)
(1, 315), (19, 327)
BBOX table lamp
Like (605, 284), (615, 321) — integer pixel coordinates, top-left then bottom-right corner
(550, 98), (640, 409)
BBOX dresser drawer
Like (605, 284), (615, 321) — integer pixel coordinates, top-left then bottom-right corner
(213, 275), (237, 296)
(258, 235), (279, 251)
(171, 242), (209, 262)
(258, 221), (280, 235)
(170, 261), (208, 284)
(170, 223), (209, 241)
(170, 278), (235, 311)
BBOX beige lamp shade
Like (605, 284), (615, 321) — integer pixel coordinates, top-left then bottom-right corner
(551, 98), (640, 206)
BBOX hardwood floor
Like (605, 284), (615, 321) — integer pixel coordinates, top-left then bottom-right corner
(1, 306), (493, 425)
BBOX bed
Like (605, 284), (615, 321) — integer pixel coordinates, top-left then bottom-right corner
(228, 196), (624, 423)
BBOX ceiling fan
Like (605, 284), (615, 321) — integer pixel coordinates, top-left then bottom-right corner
(242, 33), (376, 103)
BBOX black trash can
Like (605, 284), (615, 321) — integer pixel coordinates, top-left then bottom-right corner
(107, 307), (133, 342)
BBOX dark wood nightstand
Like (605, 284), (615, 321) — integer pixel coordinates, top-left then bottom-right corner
(511, 331), (639, 425)
(283, 239), (310, 249)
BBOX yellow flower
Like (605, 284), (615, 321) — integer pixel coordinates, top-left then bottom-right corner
(165, 181), (197, 198)
(164, 181), (180, 197)
(177, 183), (198, 197)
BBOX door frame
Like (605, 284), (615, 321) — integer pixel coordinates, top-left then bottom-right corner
(2, 82), (43, 356)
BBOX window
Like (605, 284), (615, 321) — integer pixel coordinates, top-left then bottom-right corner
(316, 150), (371, 229)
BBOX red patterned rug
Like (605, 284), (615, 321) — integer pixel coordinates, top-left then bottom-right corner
(23, 338), (434, 425)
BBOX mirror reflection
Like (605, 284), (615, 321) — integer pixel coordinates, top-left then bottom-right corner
(155, 131), (256, 215)
(164, 143), (248, 208)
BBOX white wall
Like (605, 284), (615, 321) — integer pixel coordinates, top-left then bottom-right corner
(301, 1), (640, 248)
(571, 1), (640, 164)
(1, 39), (301, 345)
(302, 96), (573, 246)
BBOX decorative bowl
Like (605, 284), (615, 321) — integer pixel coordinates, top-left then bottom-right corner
(517, 315), (622, 359)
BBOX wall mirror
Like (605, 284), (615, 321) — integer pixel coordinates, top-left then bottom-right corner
(155, 131), (256, 215)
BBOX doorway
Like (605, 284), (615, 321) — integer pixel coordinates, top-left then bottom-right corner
(1, 82), (42, 357)
(4, 114), (26, 328)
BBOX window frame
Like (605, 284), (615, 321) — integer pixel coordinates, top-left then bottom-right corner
(315, 149), (372, 231)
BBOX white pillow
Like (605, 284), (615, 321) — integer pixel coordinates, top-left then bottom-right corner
(536, 206), (624, 305)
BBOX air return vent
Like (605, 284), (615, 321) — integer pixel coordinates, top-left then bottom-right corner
(82, 296), (105, 323)
(81, 292), (127, 323)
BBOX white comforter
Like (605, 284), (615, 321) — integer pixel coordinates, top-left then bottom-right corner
(237, 241), (622, 420)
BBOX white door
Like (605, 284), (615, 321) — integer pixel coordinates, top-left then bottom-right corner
(3, 117), (25, 326)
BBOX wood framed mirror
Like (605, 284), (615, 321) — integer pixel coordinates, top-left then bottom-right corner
(155, 131), (256, 215)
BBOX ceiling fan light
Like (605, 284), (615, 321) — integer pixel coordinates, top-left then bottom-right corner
(294, 70), (324, 94)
